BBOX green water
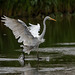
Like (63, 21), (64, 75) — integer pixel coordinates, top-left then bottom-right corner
(0, 15), (75, 75)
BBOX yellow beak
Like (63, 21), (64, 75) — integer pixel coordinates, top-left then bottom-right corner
(50, 17), (56, 21)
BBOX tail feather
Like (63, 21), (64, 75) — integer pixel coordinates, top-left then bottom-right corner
(24, 50), (30, 55)
(20, 45), (31, 55)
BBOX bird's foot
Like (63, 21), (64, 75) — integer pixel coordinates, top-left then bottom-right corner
(37, 57), (42, 61)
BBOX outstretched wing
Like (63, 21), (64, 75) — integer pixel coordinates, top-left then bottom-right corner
(29, 23), (40, 37)
(1, 15), (35, 46)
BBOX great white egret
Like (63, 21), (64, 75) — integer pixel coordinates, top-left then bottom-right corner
(1, 15), (56, 59)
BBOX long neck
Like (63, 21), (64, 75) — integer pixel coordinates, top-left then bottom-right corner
(40, 18), (46, 39)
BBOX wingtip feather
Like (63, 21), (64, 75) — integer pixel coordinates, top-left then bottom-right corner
(1, 20), (5, 22)
(1, 15), (7, 20)
(3, 15), (7, 18)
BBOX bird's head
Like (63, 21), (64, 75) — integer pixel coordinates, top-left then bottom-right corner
(45, 16), (56, 21)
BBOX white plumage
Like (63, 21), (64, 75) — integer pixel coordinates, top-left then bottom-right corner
(29, 23), (40, 37)
(1, 16), (35, 46)
(1, 15), (42, 54)
(1, 15), (56, 54)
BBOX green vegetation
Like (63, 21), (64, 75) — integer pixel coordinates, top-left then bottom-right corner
(0, 0), (75, 17)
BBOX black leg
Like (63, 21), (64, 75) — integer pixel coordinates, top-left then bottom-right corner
(22, 50), (25, 60)
(37, 51), (39, 60)
(37, 50), (39, 60)
(37, 49), (42, 60)
(37, 49), (42, 61)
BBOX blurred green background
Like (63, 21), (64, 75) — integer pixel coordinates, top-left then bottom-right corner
(0, 0), (75, 53)
(0, 0), (75, 17)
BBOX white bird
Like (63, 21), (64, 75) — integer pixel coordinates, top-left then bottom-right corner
(1, 15), (56, 59)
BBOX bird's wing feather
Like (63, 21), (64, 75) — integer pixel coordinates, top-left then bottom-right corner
(28, 23), (40, 37)
(1, 15), (35, 46)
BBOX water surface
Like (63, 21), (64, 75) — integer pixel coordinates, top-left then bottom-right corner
(0, 15), (75, 75)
